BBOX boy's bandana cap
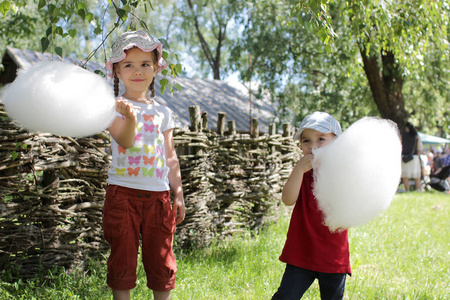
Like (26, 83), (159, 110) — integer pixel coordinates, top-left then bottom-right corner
(106, 30), (168, 78)
(294, 111), (342, 140)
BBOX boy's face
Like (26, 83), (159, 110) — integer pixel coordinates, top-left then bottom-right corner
(300, 128), (336, 155)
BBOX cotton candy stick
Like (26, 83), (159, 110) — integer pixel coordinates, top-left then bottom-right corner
(312, 117), (402, 231)
(1, 61), (115, 137)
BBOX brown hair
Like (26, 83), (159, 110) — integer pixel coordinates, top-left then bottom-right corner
(112, 48), (159, 98)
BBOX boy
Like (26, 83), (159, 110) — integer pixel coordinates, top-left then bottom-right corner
(272, 112), (351, 300)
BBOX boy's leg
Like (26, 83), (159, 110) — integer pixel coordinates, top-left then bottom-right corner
(317, 272), (346, 300)
(272, 264), (316, 300)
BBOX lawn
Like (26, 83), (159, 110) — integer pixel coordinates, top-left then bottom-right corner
(1, 191), (448, 299)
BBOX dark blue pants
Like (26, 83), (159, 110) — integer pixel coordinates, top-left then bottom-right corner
(272, 264), (346, 300)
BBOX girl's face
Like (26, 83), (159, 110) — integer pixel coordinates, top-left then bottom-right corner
(300, 128), (336, 155)
(114, 47), (158, 92)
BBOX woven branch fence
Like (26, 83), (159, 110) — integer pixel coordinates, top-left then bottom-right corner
(0, 103), (300, 279)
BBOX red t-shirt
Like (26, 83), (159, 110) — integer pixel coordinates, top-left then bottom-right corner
(279, 170), (351, 275)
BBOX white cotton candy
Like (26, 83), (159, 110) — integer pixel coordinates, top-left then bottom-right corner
(0, 61), (115, 137)
(312, 117), (401, 232)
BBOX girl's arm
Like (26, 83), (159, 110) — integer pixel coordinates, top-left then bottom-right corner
(164, 128), (185, 225)
(282, 154), (313, 206)
(108, 98), (137, 148)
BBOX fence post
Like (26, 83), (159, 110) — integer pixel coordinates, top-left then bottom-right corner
(218, 112), (226, 136)
(252, 118), (259, 138)
(189, 106), (202, 132)
(202, 112), (208, 132)
(282, 123), (292, 137)
(269, 123), (276, 154)
(228, 120), (236, 135)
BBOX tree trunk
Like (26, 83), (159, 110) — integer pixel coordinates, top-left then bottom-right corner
(359, 46), (408, 131)
(186, 0), (223, 80)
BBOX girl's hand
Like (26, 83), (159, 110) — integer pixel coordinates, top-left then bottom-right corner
(115, 97), (140, 119)
(172, 195), (185, 225)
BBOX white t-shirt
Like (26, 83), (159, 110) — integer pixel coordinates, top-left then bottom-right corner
(107, 98), (175, 191)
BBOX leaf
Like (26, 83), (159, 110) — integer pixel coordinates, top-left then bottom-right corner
(41, 37), (50, 52)
(0, 0), (11, 16)
(160, 78), (169, 95)
(159, 38), (170, 50)
(117, 8), (127, 19)
(68, 29), (77, 38)
(175, 83), (182, 91)
(55, 46), (62, 57)
(77, 2), (86, 10)
(139, 19), (149, 31)
(162, 50), (168, 60)
(46, 25), (52, 37)
(175, 63), (182, 74)
(38, 0), (45, 10)
(55, 26), (63, 36)
(94, 70), (106, 77)
(94, 25), (102, 35)
(86, 12), (94, 23)
(147, 0), (154, 10)
(160, 78), (169, 86)
(167, 82), (173, 93)
(78, 8), (86, 20)
(10, 151), (18, 161)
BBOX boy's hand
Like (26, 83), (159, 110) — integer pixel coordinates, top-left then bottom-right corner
(296, 153), (314, 174)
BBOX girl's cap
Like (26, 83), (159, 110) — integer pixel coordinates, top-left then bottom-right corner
(106, 30), (168, 78)
(293, 111), (342, 140)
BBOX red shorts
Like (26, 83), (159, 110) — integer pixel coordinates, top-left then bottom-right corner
(102, 185), (177, 291)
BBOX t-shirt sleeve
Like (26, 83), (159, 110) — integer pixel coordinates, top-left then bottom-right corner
(161, 106), (175, 132)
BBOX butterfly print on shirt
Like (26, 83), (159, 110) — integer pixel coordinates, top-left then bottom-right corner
(127, 167), (140, 176)
(128, 156), (141, 165)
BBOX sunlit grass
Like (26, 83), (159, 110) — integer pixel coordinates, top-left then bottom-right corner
(1, 191), (448, 299)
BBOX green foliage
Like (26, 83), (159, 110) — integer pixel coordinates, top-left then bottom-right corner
(1, 0), (182, 94)
(290, 0), (450, 130)
(228, 0), (449, 131)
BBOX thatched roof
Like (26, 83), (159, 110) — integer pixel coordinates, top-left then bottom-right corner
(0, 46), (278, 132)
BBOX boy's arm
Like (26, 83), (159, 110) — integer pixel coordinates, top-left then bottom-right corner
(164, 129), (185, 225)
(282, 154), (313, 206)
(108, 98), (137, 148)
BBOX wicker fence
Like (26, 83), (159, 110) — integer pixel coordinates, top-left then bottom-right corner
(0, 103), (300, 279)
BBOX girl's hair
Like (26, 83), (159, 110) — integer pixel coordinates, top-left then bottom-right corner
(112, 48), (159, 98)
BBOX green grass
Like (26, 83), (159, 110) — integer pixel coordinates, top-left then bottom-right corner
(1, 191), (448, 299)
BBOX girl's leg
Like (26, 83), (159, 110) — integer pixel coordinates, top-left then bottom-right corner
(272, 264), (316, 300)
(112, 289), (130, 300)
(153, 290), (170, 300)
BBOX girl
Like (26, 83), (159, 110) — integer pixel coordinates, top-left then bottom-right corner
(103, 30), (185, 300)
